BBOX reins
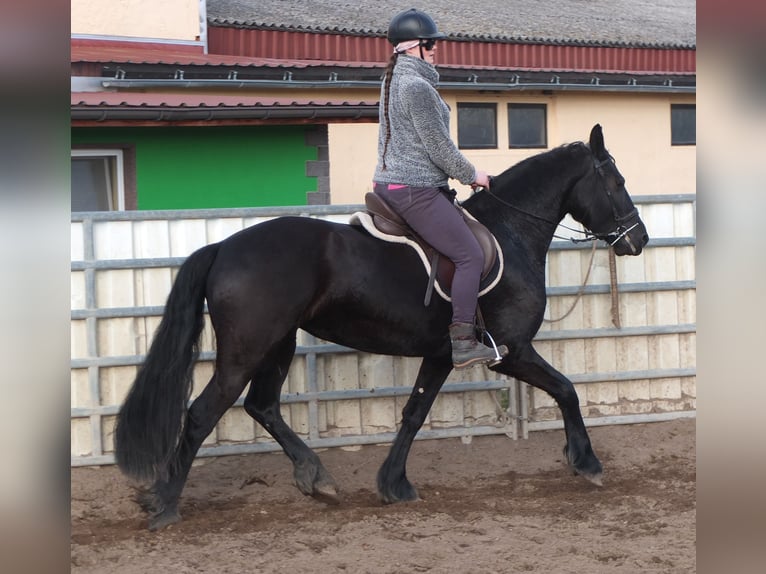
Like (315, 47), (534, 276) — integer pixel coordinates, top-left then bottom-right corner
(471, 154), (640, 246)
(476, 186), (596, 243)
(468, 152), (636, 324)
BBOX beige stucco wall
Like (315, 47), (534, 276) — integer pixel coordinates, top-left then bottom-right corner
(329, 91), (696, 205)
(72, 0), (201, 41)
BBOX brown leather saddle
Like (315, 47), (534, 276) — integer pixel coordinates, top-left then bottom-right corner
(363, 192), (500, 305)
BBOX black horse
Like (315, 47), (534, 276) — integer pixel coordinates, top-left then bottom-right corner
(115, 124), (648, 530)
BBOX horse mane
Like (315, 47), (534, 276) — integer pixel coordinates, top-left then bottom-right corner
(490, 141), (589, 190)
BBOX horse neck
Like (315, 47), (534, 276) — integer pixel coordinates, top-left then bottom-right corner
(468, 147), (591, 262)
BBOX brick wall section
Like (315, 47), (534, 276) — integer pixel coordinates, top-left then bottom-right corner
(305, 126), (330, 205)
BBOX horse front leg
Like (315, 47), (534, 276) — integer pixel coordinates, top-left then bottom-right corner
(377, 356), (453, 503)
(495, 344), (603, 485)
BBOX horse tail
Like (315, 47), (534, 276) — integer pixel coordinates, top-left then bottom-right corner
(114, 242), (220, 483)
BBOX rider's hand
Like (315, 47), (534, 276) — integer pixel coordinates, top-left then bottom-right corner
(472, 170), (491, 189)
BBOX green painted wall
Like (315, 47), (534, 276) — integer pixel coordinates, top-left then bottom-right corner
(71, 126), (317, 209)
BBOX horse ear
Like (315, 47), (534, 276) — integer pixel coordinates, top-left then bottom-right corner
(589, 124), (605, 155)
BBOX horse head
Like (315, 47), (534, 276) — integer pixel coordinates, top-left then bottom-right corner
(569, 124), (649, 256)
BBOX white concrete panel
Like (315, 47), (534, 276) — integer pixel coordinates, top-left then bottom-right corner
(134, 268), (173, 307)
(584, 337), (617, 374)
(98, 317), (139, 357)
(99, 365), (138, 406)
(94, 221), (133, 260)
(95, 269), (135, 308)
(614, 335), (649, 372)
(71, 221), (85, 261)
(359, 354), (395, 389)
(430, 393), (464, 428)
(218, 408), (255, 442)
(286, 356), (308, 395)
(324, 354), (359, 391)
(71, 419), (93, 456)
(132, 220), (170, 258)
(675, 245), (696, 281)
(618, 292), (648, 327)
(361, 398), (397, 433)
(71, 320), (89, 360)
(585, 382), (619, 406)
(650, 377), (682, 400)
(70, 368), (91, 408)
(560, 339), (586, 374)
(206, 218), (245, 242)
(674, 202), (696, 237)
(169, 219), (208, 257)
(287, 403), (310, 435)
(644, 246), (677, 283)
(647, 291), (679, 326)
(642, 203), (675, 238)
(616, 252), (647, 283)
(647, 334), (681, 371)
(71, 271), (87, 310)
(618, 379), (652, 401)
(102, 415), (117, 453)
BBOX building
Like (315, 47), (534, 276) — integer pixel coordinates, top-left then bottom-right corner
(71, 0), (696, 210)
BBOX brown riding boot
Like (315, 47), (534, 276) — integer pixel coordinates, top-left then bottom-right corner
(449, 322), (509, 369)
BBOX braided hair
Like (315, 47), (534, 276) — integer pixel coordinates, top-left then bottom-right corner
(380, 51), (399, 171)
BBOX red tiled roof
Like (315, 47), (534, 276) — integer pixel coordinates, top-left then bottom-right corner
(70, 91), (379, 126)
(71, 92), (376, 108)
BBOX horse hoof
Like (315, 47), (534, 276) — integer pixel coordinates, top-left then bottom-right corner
(378, 483), (420, 505)
(562, 445), (604, 487)
(148, 509), (181, 531)
(581, 471), (603, 487)
(312, 482), (341, 505)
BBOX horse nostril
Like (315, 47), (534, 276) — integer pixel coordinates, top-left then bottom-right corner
(642, 233), (649, 245)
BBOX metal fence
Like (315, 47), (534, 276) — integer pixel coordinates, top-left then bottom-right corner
(70, 195), (696, 466)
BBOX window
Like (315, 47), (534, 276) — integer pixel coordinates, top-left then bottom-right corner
(457, 103), (497, 149)
(71, 149), (126, 211)
(508, 103), (547, 148)
(671, 104), (695, 145)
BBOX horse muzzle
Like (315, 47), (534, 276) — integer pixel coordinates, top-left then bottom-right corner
(611, 219), (649, 256)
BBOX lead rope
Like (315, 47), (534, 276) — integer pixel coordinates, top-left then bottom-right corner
(608, 246), (621, 328)
(543, 239), (598, 323)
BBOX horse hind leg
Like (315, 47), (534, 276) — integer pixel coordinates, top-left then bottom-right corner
(243, 334), (340, 504)
(141, 366), (252, 530)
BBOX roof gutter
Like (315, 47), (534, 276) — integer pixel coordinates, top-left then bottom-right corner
(100, 78), (695, 94)
(70, 105), (379, 122)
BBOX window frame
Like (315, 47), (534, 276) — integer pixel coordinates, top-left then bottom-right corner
(456, 102), (498, 150)
(507, 103), (548, 149)
(670, 103), (696, 146)
(71, 148), (129, 211)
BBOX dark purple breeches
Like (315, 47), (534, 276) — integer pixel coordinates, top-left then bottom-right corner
(373, 183), (483, 323)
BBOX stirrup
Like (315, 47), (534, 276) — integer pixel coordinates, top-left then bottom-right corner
(481, 329), (506, 366)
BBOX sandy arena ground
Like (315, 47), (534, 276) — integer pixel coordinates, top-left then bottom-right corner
(71, 418), (695, 573)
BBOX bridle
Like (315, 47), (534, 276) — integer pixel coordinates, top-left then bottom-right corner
(588, 156), (641, 247)
(477, 152), (640, 247)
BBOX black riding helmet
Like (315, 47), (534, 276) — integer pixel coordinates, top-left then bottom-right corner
(387, 8), (447, 45)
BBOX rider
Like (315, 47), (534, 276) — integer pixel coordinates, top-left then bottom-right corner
(372, 8), (508, 369)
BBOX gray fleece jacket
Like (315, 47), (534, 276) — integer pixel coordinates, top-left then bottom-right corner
(373, 54), (476, 187)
